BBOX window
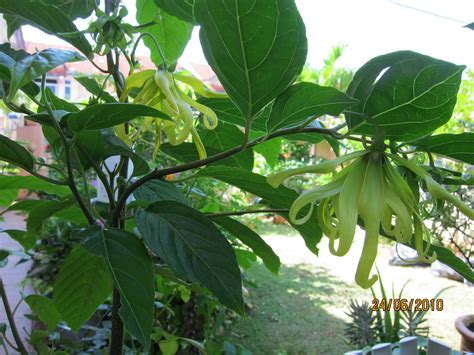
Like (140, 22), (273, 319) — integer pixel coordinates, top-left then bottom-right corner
(34, 78), (58, 95)
(65, 80), (71, 99)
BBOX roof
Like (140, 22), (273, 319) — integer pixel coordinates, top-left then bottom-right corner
(24, 41), (224, 92)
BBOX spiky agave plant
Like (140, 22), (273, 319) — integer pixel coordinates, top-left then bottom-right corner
(268, 147), (474, 289)
(343, 299), (378, 348)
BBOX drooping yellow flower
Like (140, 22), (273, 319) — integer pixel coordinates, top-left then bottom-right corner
(120, 69), (222, 160)
(268, 151), (473, 289)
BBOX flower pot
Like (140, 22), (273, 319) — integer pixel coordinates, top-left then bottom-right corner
(455, 314), (474, 352)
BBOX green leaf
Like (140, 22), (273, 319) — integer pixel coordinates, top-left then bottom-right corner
(234, 248), (257, 269)
(133, 180), (188, 206)
(0, 250), (9, 268)
(464, 22), (474, 30)
(154, 0), (196, 23)
(135, 201), (243, 312)
(159, 339), (180, 355)
(1, 230), (36, 250)
(0, 63), (39, 99)
(26, 199), (74, 235)
(0, 175), (69, 195)
(101, 132), (150, 177)
(42, 87), (80, 112)
(198, 166), (322, 254)
(199, 97), (326, 143)
(411, 133), (474, 165)
(8, 48), (85, 100)
(200, 122), (254, 170)
(346, 51), (465, 141)
(0, 189), (19, 207)
(5, 0), (95, 34)
(0, 0), (93, 57)
(25, 295), (61, 331)
(213, 216), (280, 274)
(266, 82), (358, 133)
(52, 207), (88, 225)
(67, 103), (171, 132)
(4, 14), (24, 38)
(160, 142), (246, 169)
(42, 0), (95, 20)
(54, 246), (112, 332)
(74, 77), (116, 103)
(5, 199), (44, 213)
(197, 0), (307, 119)
(0, 134), (34, 171)
(82, 227), (154, 349)
(137, 0), (193, 66)
(253, 137), (282, 168)
(26, 110), (68, 127)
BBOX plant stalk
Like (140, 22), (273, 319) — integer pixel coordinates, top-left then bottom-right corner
(0, 278), (28, 355)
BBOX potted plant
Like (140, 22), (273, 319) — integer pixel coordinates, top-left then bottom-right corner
(455, 314), (474, 352)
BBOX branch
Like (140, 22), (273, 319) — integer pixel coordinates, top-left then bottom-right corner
(41, 75), (95, 225)
(0, 278), (28, 355)
(75, 143), (116, 210)
(113, 124), (341, 222)
(206, 209), (289, 218)
(29, 170), (67, 186)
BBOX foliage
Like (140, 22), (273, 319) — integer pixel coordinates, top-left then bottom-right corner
(343, 299), (378, 348)
(0, 0), (472, 353)
(430, 187), (473, 268)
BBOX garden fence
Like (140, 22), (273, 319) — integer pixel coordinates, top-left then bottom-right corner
(344, 336), (471, 355)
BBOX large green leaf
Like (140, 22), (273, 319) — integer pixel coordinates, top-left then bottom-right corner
(101, 132), (150, 177)
(133, 180), (188, 206)
(411, 133), (474, 165)
(200, 122), (254, 170)
(154, 0), (196, 23)
(67, 103), (171, 132)
(1, 229), (36, 250)
(82, 227), (154, 349)
(54, 246), (112, 332)
(0, 189), (18, 207)
(199, 97), (325, 143)
(428, 244), (474, 283)
(135, 201), (243, 312)
(160, 142), (251, 169)
(43, 0), (95, 20)
(0, 134), (34, 171)
(25, 295), (61, 331)
(213, 216), (280, 274)
(0, 175), (69, 195)
(9, 48), (84, 100)
(137, 0), (193, 66)
(4, 0), (95, 36)
(346, 51), (465, 141)
(74, 77), (116, 103)
(42, 87), (79, 112)
(253, 136), (282, 168)
(26, 199), (75, 235)
(0, 44), (40, 98)
(266, 82), (358, 133)
(198, 166), (322, 254)
(0, 0), (93, 57)
(197, 0), (307, 120)
(4, 15), (25, 39)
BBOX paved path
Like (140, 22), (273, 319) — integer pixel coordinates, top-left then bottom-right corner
(0, 212), (33, 354)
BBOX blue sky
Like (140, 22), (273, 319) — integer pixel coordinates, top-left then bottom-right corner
(22, 0), (474, 70)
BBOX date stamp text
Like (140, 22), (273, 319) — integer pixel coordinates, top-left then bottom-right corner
(372, 298), (444, 311)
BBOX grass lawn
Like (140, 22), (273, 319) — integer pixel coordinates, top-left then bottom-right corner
(225, 224), (473, 354)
